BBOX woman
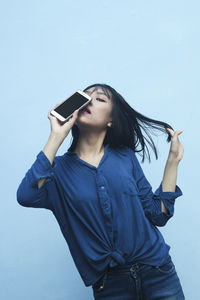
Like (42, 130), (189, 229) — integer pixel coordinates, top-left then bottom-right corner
(17, 83), (185, 299)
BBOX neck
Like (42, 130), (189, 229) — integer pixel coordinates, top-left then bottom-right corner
(74, 133), (106, 158)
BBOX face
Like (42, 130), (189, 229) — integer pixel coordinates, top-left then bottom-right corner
(75, 87), (113, 131)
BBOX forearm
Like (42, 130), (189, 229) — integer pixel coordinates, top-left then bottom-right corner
(161, 155), (179, 213)
(38, 133), (64, 189)
(43, 133), (64, 165)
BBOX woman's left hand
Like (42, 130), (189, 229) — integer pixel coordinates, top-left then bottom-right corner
(166, 128), (184, 163)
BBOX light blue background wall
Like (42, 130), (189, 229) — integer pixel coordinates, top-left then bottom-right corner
(1, 0), (198, 299)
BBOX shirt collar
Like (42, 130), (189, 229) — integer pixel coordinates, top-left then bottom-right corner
(66, 143), (110, 156)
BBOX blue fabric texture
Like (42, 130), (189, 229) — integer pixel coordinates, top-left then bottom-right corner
(16, 144), (183, 287)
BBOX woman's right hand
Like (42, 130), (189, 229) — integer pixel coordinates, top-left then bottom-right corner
(48, 103), (80, 139)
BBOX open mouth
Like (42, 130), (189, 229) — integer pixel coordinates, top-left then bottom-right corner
(80, 107), (91, 114)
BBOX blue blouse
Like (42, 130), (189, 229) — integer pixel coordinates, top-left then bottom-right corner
(16, 144), (183, 287)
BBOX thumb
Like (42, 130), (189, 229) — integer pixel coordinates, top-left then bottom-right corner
(65, 109), (79, 126)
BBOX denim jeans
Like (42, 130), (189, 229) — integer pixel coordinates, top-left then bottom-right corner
(92, 255), (185, 300)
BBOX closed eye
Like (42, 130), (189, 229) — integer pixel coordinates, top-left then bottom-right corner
(96, 98), (105, 102)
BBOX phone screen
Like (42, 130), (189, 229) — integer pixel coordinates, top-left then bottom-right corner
(54, 92), (90, 118)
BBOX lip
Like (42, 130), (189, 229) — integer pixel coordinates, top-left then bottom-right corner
(80, 106), (91, 114)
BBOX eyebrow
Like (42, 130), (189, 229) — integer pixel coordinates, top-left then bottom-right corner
(85, 89), (111, 99)
(96, 92), (108, 97)
(96, 91), (111, 100)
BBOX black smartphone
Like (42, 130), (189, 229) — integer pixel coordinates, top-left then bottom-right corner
(50, 90), (92, 123)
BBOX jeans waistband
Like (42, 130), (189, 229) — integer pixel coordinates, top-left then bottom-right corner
(107, 260), (146, 272)
(107, 255), (172, 272)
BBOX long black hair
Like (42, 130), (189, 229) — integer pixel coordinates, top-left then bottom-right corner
(67, 83), (174, 163)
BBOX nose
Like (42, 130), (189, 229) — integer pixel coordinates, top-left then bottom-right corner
(88, 98), (93, 106)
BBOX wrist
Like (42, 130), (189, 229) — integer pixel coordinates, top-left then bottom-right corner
(49, 132), (65, 143)
(167, 154), (180, 165)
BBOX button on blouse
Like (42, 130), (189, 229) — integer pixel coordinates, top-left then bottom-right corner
(16, 144), (183, 287)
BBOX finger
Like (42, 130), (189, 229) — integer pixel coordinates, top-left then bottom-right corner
(48, 103), (62, 117)
(55, 102), (62, 108)
(166, 128), (174, 133)
(174, 129), (184, 135)
(65, 109), (79, 125)
(177, 130), (184, 135)
(166, 128), (174, 136)
(48, 110), (56, 119)
(71, 109), (79, 121)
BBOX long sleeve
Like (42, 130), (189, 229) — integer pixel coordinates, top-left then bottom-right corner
(16, 150), (58, 210)
(130, 149), (183, 227)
